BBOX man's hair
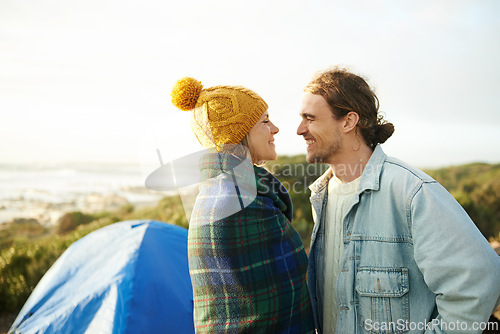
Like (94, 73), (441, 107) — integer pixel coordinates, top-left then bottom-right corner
(304, 66), (394, 147)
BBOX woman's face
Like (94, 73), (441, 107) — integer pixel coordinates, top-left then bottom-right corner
(248, 111), (279, 163)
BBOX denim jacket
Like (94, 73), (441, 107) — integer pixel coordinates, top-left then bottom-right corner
(307, 145), (500, 334)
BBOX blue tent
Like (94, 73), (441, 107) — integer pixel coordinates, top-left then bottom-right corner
(9, 220), (195, 334)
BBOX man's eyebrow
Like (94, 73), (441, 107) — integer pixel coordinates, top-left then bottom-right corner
(300, 112), (316, 119)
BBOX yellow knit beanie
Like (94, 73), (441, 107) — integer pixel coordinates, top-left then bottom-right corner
(171, 77), (268, 150)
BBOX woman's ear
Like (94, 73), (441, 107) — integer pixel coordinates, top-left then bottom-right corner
(343, 111), (359, 133)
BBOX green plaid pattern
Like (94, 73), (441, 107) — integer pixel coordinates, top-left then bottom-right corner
(188, 153), (314, 333)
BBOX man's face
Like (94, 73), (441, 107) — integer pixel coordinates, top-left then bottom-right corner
(297, 93), (344, 164)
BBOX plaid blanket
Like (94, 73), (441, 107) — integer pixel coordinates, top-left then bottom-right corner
(188, 153), (314, 333)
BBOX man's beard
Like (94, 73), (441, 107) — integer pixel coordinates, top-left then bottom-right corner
(306, 135), (343, 164)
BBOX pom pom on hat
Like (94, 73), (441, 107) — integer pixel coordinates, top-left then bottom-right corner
(171, 77), (204, 111)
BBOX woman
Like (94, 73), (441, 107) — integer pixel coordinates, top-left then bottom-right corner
(171, 77), (314, 333)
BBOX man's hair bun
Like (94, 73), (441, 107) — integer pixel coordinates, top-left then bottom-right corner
(171, 77), (204, 111)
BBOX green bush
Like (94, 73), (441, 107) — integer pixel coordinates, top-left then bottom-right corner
(0, 219), (48, 251)
(0, 217), (117, 314)
(127, 196), (188, 229)
(56, 211), (96, 235)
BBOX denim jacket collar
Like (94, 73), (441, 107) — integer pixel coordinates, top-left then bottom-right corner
(358, 144), (386, 193)
(309, 167), (333, 195)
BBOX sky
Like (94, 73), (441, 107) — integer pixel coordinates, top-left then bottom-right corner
(1, 0), (499, 169)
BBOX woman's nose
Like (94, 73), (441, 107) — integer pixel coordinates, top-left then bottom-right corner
(272, 122), (279, 134)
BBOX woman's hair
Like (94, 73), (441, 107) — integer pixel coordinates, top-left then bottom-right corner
(216, 135), (254, 162)
(304, 67), (394, 147)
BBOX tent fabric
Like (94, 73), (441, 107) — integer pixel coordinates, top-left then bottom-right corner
(9, 220), (194, 334)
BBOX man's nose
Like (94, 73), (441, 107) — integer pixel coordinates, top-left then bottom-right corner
(297, 120), (307, 136)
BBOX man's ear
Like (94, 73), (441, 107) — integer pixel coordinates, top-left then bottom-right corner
(343, 111), (359, 133)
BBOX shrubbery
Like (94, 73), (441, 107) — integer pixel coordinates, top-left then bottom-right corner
(1, 159), (499, 321)
(0, 216), (117, 314)
(56, 211), (95, 234)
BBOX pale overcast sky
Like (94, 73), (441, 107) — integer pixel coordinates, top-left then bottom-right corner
(1, 0), (499, 168)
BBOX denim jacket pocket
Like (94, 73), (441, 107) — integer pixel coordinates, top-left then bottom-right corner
(356, 267), (410, 334)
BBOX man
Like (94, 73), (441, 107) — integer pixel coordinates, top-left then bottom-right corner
(297, 67), (500, 333)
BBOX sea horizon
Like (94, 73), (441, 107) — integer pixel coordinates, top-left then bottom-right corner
(0, 162), (167, 226)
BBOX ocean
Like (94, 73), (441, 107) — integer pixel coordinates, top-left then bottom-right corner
(0, 162), (165, 226)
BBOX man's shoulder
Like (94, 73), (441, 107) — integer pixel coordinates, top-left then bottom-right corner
(382, 155), (435, 184)
(361, 145), (435, 193)
(361, 155), (440, 207)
